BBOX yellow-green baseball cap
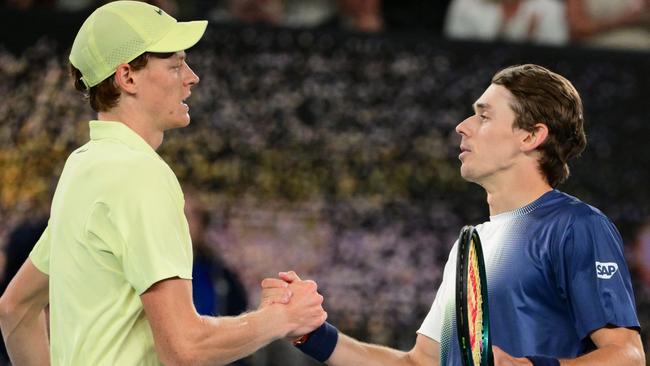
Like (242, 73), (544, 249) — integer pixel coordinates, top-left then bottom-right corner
(69, 1), (208, 88)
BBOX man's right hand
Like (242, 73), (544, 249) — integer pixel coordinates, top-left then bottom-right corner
(261, 271), (327, 338)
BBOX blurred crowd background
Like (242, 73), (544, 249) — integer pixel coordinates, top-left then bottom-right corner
(0, 0), (649, 365)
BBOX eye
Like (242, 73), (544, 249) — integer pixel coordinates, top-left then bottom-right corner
(479, 114), (489, 121)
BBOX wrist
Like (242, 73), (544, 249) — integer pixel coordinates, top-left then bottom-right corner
(294, 322), (339, 362)
(526, 355), (560, 366)
(291, 333), (311, 345)
(257, 305), (292, 340)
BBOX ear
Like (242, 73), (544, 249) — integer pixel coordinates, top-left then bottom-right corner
(113, 64), (138, 94)
(520, 123), (548, 152)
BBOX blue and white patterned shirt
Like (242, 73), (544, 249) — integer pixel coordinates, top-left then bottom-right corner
(418, 190), (640, 365)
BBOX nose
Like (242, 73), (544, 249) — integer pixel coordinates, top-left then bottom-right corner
(455, 115), (472, 137)
(184, 63), (200, 87)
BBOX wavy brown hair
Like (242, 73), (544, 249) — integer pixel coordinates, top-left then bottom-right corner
(492, 64), (587, 187)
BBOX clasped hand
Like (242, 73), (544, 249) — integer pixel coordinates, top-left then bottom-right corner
(259, 271), (327, 338)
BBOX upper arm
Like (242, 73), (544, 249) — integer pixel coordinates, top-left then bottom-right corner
(140, 277), (200, 365)
(407, 334), (440, 366)
(0, 259), (49, 324)
(554, 214), (639, 339)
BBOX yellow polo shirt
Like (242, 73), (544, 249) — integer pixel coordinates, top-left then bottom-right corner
(30, 121), (193, 365)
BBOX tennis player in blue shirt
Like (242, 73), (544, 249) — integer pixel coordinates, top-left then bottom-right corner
(264, 64), (645, 366)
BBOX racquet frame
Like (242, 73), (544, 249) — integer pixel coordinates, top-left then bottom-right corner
(455, 225), (494, 366)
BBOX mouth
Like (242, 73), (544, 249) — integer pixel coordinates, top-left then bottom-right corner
(459, 144), (471, 159)
(181, 93), (191, 110)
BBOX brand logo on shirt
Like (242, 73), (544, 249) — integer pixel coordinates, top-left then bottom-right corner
(596, 262), (618, 279)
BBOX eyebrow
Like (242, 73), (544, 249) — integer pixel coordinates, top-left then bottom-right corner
(473, 102), (491, 112)
(171, 52), (186, 62)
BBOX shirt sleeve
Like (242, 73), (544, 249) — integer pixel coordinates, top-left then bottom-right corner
(553, 212), (640, 340)
(29, 224), (51, 275)
(102, 162), (193, 295)
(418, 241), (458, 341)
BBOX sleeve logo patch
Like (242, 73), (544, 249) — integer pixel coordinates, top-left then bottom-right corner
(596, 262), (618, 279)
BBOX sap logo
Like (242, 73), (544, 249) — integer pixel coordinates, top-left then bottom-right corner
(596, 262), (618, 279)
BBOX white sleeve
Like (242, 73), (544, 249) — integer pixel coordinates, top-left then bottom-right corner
(417, 241), (458, 341)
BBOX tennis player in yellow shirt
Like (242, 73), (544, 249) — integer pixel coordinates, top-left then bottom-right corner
(0, 2), (326, 365)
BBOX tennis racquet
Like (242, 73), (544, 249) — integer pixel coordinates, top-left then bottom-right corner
(455, 225), (493, 366)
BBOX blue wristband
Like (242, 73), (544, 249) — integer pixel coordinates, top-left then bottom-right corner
(526, 355), (560, 366)
(295, 322), (339, 362)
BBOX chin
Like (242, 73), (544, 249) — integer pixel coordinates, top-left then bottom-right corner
(459, 165), (470, 178)
(167, 116), (191, 130)
(459, 166), (478, 183)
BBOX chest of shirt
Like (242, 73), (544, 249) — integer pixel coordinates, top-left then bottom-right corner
(478, 219), (568, 312)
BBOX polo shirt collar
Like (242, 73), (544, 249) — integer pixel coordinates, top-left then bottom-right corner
(89, 120), (159, 156)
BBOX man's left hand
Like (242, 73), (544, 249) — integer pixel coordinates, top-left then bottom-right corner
(493, 346), (533, 366)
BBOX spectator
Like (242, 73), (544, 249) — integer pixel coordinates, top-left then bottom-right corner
(444, 0), (568, 45)
(566, 0), (650, 50)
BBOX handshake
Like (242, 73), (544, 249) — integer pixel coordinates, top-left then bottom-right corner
(257, 271), (339, 362)
(259, 271), (327, 338)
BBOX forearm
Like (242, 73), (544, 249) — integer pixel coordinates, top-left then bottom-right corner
(1, 309), (50, 366)
(327, 333), (418, 366)
(168, 306), (287, 366)
(0, 260), (50, 366)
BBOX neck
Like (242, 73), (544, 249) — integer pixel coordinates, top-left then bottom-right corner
(485, 184), (551, 216)
(98, 105), (164, 150)
(481, 165), (552, 216)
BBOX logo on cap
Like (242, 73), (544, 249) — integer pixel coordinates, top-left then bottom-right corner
(155, 8), (162, 15)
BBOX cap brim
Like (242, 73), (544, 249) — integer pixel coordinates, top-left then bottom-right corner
(147, 20), (207, 53)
